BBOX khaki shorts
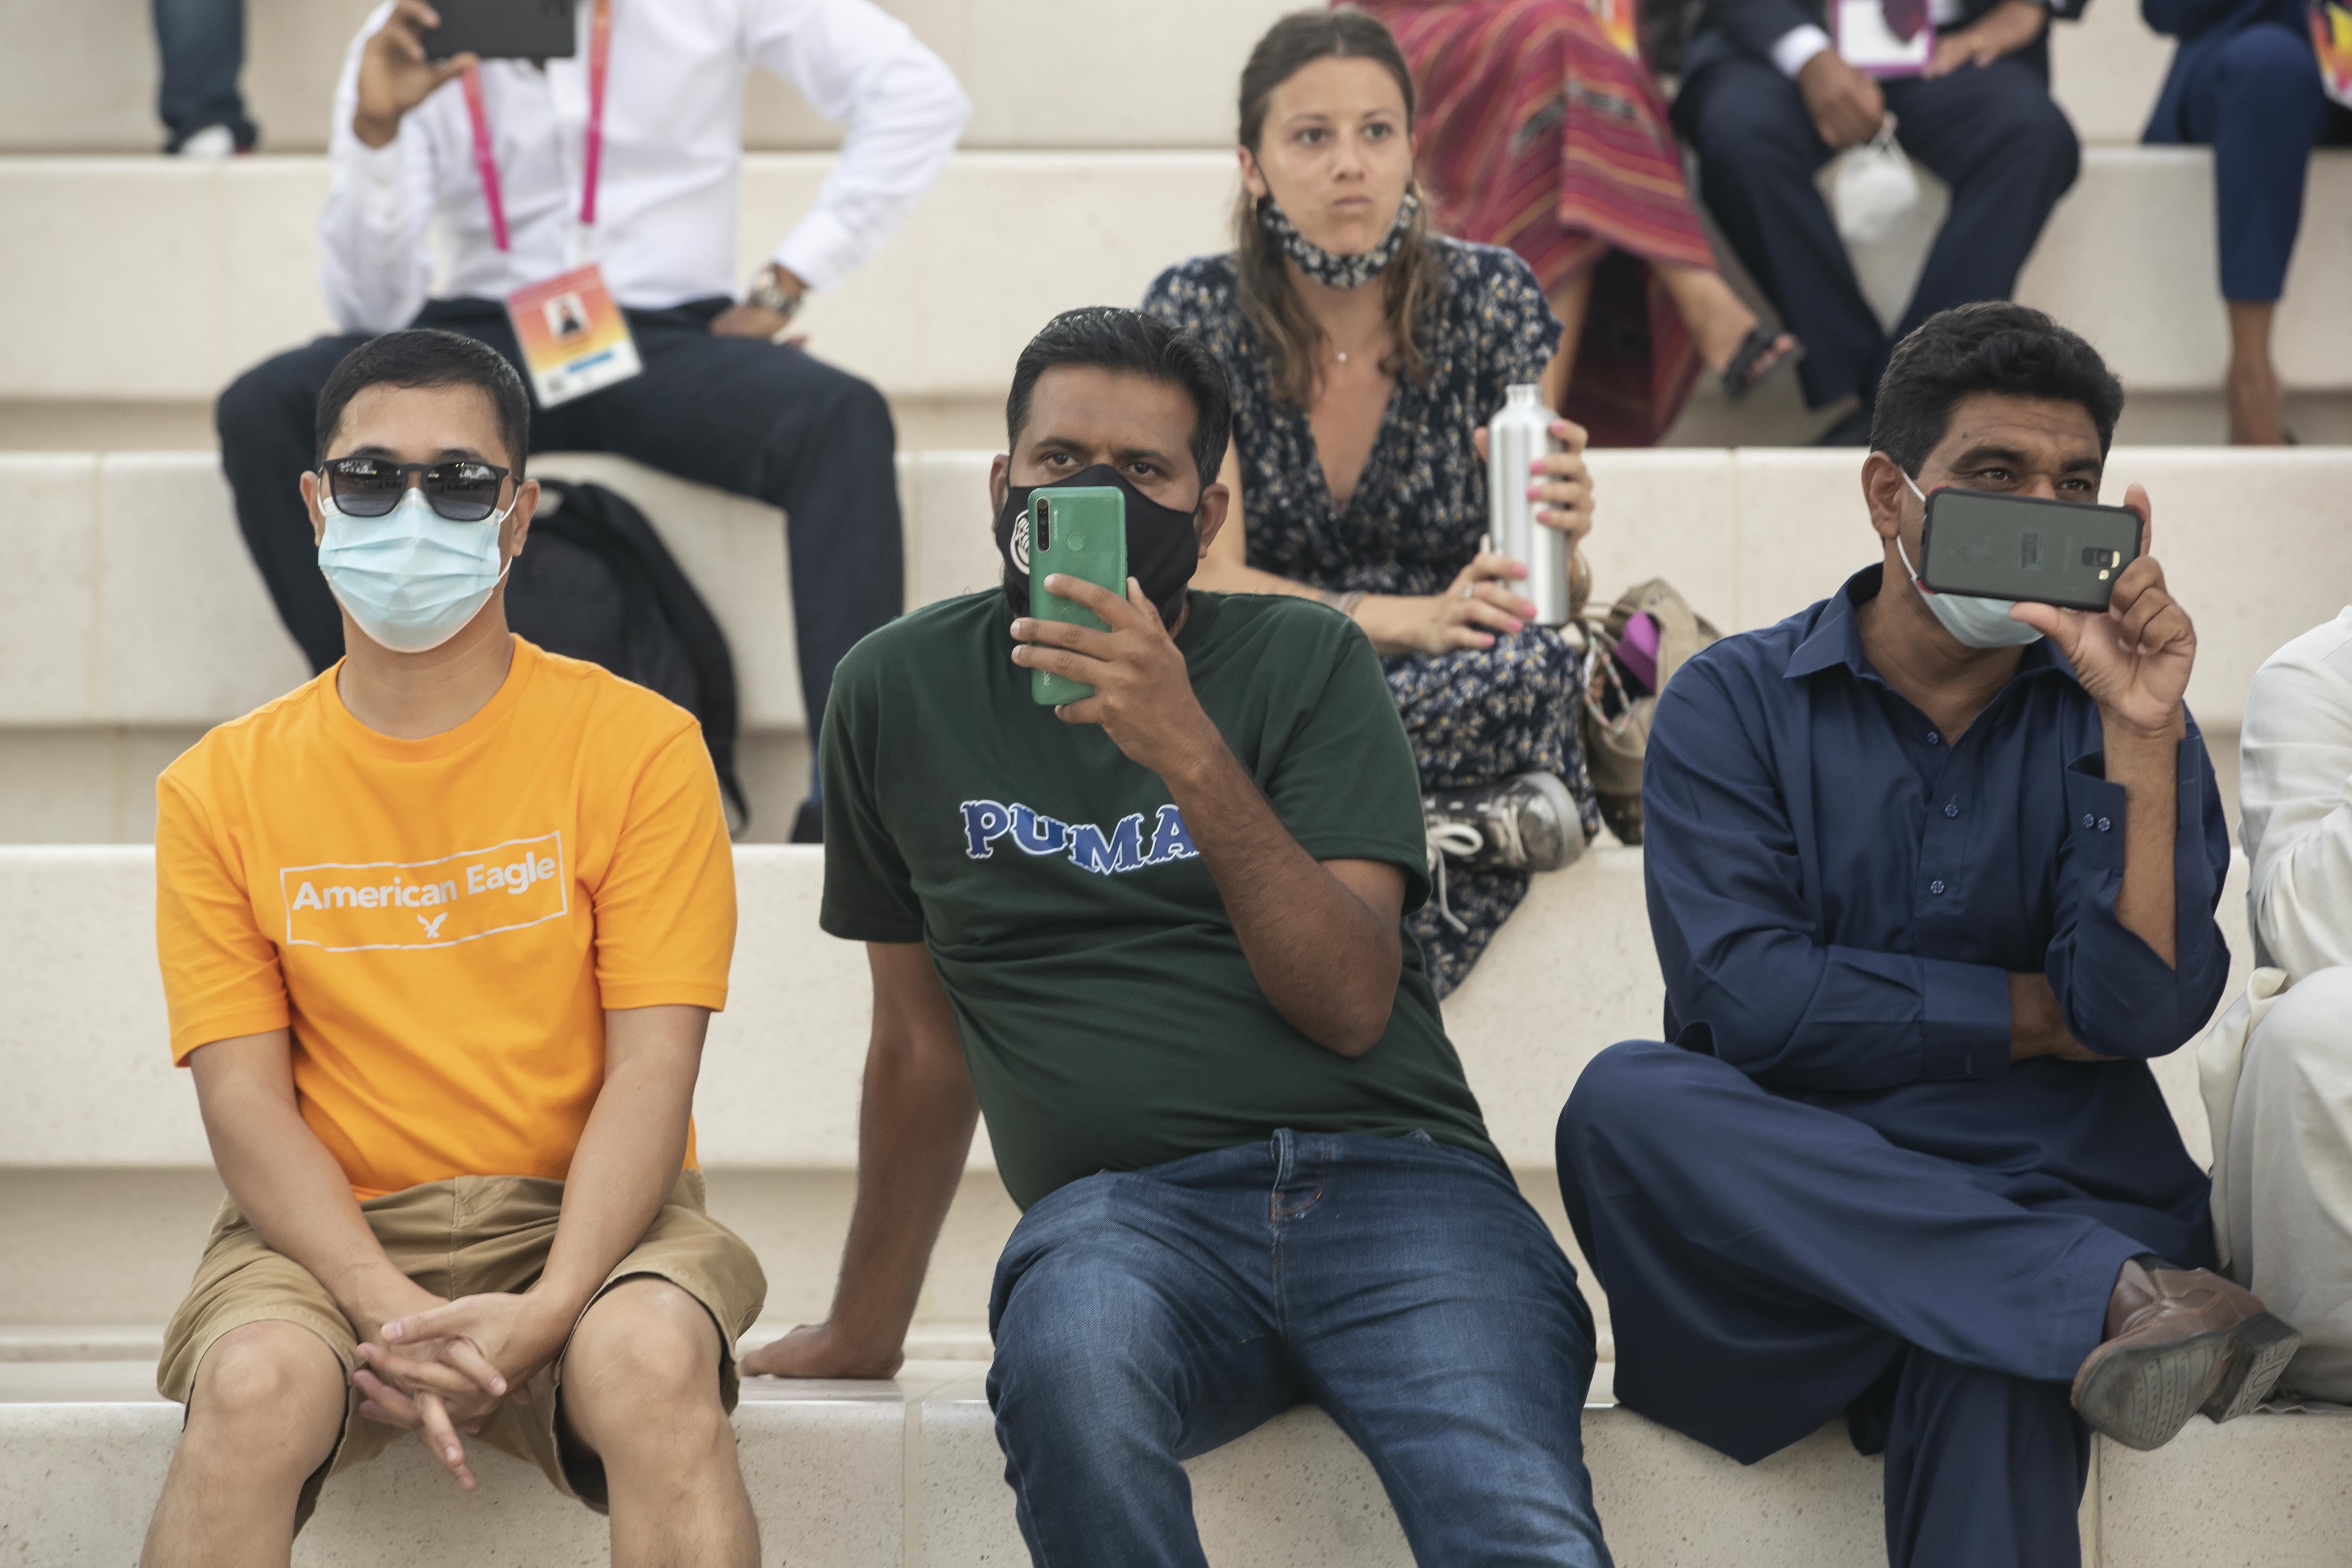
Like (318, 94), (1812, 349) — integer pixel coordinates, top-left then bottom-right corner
(157, 1170), (766, 1530)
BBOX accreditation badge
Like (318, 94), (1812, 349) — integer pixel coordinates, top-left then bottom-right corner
(1834, 0), (1933, 77)
(504, 262), (642, 407)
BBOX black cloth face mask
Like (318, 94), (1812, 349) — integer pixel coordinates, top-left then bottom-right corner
(994, 463), (1204, 627)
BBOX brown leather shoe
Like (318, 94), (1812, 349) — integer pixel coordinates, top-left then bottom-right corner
(2070, 1259), (2302, 1451)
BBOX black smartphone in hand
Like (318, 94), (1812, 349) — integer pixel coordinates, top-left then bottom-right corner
(423, 0), (577, 61)
(1920, 488), (2143, 612)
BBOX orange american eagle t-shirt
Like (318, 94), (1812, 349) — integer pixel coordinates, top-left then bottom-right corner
(154, 638), (736, 1198)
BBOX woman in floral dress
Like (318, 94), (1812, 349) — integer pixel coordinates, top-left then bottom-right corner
(1145, 8), (1605, 993)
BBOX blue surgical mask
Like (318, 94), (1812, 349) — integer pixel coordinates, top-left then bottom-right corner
(317, 486), (513, 654)
(1896, 472), (2043, 649)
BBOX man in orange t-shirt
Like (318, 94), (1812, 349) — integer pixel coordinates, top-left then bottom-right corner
(142, 329), (763, 1568)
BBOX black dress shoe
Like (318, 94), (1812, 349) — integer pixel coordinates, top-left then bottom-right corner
(2071, 1259), (2301, 1451)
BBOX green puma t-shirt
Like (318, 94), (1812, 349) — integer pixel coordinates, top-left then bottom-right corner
(820, 588), (1500, 1209)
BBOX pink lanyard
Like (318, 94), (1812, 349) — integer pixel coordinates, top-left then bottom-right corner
(460, 0), (613, 254)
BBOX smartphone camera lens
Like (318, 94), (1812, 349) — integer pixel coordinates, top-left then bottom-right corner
(1034, 500), (1051, 553)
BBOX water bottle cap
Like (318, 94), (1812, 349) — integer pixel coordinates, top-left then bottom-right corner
(1504, 383), (1542, 406)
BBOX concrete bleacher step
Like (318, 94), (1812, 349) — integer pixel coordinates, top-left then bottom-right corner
(0, 445), (2330, 759)
(0, 0), (2177, 156)
(0, 844), (2248, 1182)
(0, 843), (1659, 1341)
(0, 1320), (998, 1365)
(0, 843), (2254, 1342)
(5, 1354), (2347, 1565)
(4, 149), (2352, 411)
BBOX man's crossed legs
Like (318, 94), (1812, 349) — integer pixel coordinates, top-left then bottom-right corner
(1559, 1041), (2290, 1568)
(141, 1176), (766, 1568)
(986, 1129), (1615, 1568)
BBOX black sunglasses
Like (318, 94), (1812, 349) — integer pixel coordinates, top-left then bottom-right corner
(320, 456), (514, 523)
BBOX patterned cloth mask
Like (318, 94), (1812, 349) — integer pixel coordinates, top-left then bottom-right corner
(1257, 190), (1420, 289)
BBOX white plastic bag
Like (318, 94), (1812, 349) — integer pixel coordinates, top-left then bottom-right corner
(1828, 119), (1920, 247)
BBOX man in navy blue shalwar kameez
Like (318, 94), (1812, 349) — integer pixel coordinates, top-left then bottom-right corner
(1557, 304), (2299, 1568)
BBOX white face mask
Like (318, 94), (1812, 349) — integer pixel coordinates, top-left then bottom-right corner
(1894, 472), (2044, 649)
(317, 486), (514, 654)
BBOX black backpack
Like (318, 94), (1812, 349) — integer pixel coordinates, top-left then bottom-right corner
(505, 478), (750, 832)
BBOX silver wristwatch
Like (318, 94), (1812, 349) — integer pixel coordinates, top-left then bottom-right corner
(745, 265), (805, 322)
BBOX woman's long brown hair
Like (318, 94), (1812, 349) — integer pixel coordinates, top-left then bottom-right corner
(1234, 7), (1439, 408)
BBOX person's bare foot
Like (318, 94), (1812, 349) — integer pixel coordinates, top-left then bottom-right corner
(2226, 357), (2287, 445)
(1658, 264), (1797, 392)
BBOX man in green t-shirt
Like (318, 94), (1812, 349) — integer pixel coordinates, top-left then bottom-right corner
(745, 308), (1613, 1566)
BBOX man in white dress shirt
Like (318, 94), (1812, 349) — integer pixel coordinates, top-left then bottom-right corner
(1670, 0), (2082, 443)
(218, 0), (968, 840)
(2204, 606), (2352, 1400)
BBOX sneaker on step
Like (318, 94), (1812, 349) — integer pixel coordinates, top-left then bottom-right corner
(173, 125), (237, 158)
(1424, 772), (1584, 874)
(2070, 1259), (2302, 1451)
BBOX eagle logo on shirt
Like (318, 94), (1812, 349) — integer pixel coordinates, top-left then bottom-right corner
(959, 800), (1197, 876)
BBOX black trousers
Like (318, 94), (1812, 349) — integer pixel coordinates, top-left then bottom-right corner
(153, 0), (254, 150)
(216, 296), (904, 759)
(1674, 53), (2080, 409)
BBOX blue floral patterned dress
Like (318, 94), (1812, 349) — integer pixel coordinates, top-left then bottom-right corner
(1144, 237), (1600, 995)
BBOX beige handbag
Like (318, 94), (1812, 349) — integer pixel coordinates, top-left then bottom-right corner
(1578, 578), (1721, 845)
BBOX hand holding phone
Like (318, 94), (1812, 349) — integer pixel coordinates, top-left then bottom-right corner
(1920, 487), (2142, 611)
(354, 0), (480, 147)
(1026, 488), (1128, 706)
(422, 0), (577, 61)
(2002, 484), (2196, 738)
(1011, 573), (1223, 779)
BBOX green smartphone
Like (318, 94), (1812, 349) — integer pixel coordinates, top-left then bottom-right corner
(1028, 486), (1128, 706)
(1920, 488), (2143, 612)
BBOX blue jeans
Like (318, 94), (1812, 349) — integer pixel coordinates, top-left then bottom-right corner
(985, 1130), (1613, 1567)
(153, 0), (253, 150)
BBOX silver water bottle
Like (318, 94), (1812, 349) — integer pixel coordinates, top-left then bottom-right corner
(1486, 382), (1570, 625)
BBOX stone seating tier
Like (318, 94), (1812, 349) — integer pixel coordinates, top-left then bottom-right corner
(0, 843), (2255, 1335)
(1, 447), (2336, 744)
(0, 0), (2181, 154)
(3, 1358), (2346, 1564)
(3, 152), (2351, 410)
(4, 151), (2352, 420)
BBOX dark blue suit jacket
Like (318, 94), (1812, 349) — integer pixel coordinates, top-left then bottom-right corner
(1680, 0), (2086, 86)
(2143, 0), (2308, 139)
